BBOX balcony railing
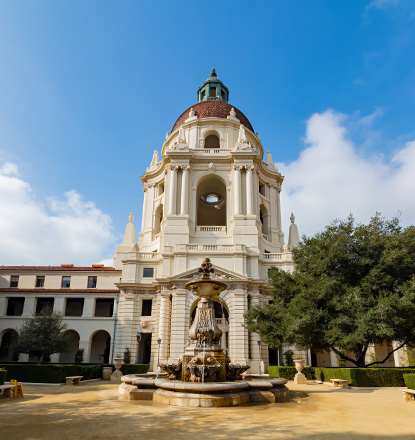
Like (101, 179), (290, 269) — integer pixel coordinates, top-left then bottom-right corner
(195, 149), (231, 154)
(262, 253), (283, 260)
(196, 226), (227, 233)
(186, 244), (234, 252)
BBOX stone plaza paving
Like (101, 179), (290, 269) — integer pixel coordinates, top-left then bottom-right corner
(0, 381), (414, 439)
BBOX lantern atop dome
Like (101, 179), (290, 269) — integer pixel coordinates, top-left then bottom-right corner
(197, 68), (229, 103)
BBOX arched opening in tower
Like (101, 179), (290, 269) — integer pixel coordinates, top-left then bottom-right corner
(204, 134), (220, 149)
(260, 204), (270, 239)
(154, 204), (163, 237)
(196, 175), (226, 226)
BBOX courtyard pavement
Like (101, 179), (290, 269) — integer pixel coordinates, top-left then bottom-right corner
(0, 381), (413, 439)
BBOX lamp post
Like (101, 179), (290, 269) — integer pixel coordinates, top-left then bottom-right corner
(156, 337), (161, 378)
(257, 338), (262, 376)
(136, 332), (142, 364)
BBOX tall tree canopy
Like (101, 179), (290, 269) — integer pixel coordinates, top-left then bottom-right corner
(17, 307), (69, 363)
(245, 214), (415, 367)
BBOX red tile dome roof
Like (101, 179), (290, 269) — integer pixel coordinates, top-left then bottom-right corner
(172, 101), (254, 133)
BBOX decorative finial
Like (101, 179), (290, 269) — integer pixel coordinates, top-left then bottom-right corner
(198, 257), (214, 280)
(129, 212), (134, 223)
(166, 132), (170, 140)
(230, 107), (236, 117)
(189, 108), (195, 117)
(290, 213), (295, 224)
(210, 68), (217, 78)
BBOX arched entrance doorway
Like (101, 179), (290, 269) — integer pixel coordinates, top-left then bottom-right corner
(59, 330), (80, 363)
(0, 329), (18, 362)
(89, 330), (111, 363)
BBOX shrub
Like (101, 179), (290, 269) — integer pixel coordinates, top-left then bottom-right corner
(314, 367), (415, 387)
(268, 366), (415, 387)
(123, 347), (131, 364)
(74, 348), (84, 364)
(0, 363), (103, 383)
(0, 368), (7, 385)
(403, 374), (415, 390)
(268, 366), (314, 380)
(120, 364), (149, 375)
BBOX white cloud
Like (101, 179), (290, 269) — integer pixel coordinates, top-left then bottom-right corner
(366, 0), (399, 10)
(0, 162), (117, 265)
(277, 110), (415, 238)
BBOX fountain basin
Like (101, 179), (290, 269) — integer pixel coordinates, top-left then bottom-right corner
(185, 279), (226, 298)
(155, 379), (249, 393)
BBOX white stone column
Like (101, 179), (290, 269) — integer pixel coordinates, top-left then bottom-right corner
(276, 185), (282, 232)
(141, 186), (148, 230)
(0, 297), (7, 315)
(180, 166), (189, 215)
(54, 296), (65, 313)
(234, 165), (241, 215)
(228, 289), (249, 365)
(169, 289), (188, 361)
(83, 297), (95, 317)
(168, 166), (178, 215)
(249, 293), (264, 373)
(157, 291), (171, 362)
(22, 296), (35, 317)
(246, 165), (254, 215)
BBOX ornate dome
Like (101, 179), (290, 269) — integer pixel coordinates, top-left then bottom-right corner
(172, 100), (254, 133)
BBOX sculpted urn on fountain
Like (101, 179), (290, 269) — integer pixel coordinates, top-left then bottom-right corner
(160, 257), (249, 382)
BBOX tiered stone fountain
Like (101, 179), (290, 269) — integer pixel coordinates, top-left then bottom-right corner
(119, 258), (290, 407)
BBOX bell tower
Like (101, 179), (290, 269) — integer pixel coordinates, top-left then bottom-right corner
(113, 70), (297, 373)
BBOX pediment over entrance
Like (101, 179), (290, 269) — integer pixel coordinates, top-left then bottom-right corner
(172, 265), (248, 283)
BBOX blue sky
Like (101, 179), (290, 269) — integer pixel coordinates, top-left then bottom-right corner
(1, 0), (414, 265)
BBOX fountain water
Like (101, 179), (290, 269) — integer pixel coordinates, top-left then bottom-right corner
(119, 258), (290, 407)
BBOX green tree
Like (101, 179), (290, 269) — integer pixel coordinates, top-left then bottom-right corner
(16, 307), (69, 363)
(245, 214), (415, 367)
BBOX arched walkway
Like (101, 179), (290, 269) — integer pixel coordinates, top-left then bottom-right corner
(0, 329), (18, 362)
(59, 330), (80, 363)
(89, 330), (111, 363)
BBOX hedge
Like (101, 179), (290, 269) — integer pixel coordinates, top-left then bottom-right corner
(0, 363), (150, 383)
(268, 366), (314, 380)
(0, 364), (102, 383)
(0, 368), (7, 385)
(268, 366), (415, 387)
(120, 364), (149, 375)
(403, 374), (415, 390)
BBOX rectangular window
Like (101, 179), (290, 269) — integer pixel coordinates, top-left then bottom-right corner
(36, 297), (54, 315)
(209, 87), (216, 97)
(87, 276), (97, 288)
(65, 298), (84, 316)
(95, 299), (114, 317)
(10, 276), (19, 288)
(143, 268), (154, 278)
(6, 297), (25, 316)
(61, 276), (71, 288)
(35, 276), (45, 288)
(141, 299), (152, 316)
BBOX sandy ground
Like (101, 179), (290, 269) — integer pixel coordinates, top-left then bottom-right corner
(0, 381), (414, 440)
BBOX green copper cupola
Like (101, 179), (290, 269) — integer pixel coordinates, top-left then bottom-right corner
(197, 68), (229, 102)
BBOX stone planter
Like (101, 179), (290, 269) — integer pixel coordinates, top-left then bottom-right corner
(111, 358), (124, 383)
(293, 358), (307, 384)
(102, 366), (113, 380)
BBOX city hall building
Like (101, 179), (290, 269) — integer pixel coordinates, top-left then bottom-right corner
(0, 70), (401, 370)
